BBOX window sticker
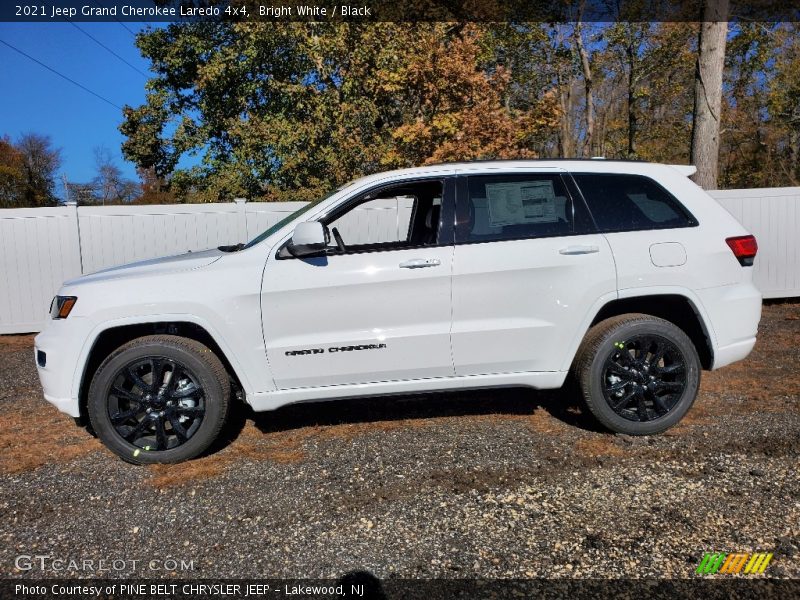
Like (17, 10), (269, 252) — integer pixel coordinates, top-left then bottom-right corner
(486, 180), (558, 226)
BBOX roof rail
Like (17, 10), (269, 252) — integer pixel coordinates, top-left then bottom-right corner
(427, 157), (652, 166)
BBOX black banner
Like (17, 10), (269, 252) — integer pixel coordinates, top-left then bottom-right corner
(2, 0), (800, 23)
(3, 578), (800, 600)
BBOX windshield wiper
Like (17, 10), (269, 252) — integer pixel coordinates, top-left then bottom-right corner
(218, 243), (245, 252)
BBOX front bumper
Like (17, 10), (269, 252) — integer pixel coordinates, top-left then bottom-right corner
(34, 316), (93, 418)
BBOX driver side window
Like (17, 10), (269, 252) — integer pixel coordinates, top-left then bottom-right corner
(324, 179), (444, 253)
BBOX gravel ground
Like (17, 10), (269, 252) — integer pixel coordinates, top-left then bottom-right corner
(0, 302), (798, 580)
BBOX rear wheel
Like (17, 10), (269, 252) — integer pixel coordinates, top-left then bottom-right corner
(87, 335), (230, 464)
(574, 314), (701, 435)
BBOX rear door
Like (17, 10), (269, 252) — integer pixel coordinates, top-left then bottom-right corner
(450, 169), (617, 375)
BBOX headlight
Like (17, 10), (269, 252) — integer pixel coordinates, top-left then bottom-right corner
(50, 296), (77, 319)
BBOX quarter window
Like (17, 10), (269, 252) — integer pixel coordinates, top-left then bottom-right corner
(571, 173), (697, 232)
(455, 173), (588, 243)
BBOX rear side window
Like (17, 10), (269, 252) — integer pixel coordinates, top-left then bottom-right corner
(455, 173), (593, 243)
(571, 173), (697, 232)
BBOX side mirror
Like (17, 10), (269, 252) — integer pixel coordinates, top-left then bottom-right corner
(288, 221), (329, 257)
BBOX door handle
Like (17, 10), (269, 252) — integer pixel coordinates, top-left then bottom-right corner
(399, 258), (441, 269)
(559, 245), (600, 255)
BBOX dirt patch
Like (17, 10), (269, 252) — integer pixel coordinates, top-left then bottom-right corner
(341, 465), (544, 509)
(522, 407), (561, 434)
(147, 454), (228, 487)
(702, 365), (799, 405)
(147, 416), (448, 488)
(147, 422), (320, 487)
(573, 436), (626, 458)
(0, 404), (101, 474)
(143, 428), (291, 488)
(687, 301), (800, 422)
(0, 334), (36, 350)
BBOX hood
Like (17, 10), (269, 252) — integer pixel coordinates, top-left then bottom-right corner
(64, 248), (225, 286)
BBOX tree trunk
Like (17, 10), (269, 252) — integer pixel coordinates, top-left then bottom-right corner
(557, 72), (574, 157)
(790, 129), (800, 185)
(690, 0), (729, 189)
(574, 18), (594, 157)
(626, 40), (637, 157)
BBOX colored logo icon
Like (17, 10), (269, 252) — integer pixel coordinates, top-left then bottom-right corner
(696, 552), (773, 575)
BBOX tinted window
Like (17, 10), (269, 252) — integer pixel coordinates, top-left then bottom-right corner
(571, 173), (697, 232)
(455, 174), (588, 243)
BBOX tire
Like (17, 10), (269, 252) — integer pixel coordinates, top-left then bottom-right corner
(87, 335), (230, 464)
(574, 314), (701, 435)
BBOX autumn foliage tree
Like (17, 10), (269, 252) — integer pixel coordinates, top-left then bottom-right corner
(382, 24), (559, 165)
(118, 21), (800, 199)
(120, 23), (561, 202)
(0, 137), (25, 208)
(0, 133), (62, 207)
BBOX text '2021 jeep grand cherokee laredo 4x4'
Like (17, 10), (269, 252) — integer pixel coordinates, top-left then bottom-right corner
(35, 161), (761, 463)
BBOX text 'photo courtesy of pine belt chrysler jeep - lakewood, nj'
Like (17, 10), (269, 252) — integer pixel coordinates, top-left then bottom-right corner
(34, 160), (762, 464)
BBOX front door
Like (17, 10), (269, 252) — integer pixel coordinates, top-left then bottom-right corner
(261, 177), (456, 389)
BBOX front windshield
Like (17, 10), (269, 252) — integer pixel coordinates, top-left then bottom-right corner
(243, 188), (341, 249)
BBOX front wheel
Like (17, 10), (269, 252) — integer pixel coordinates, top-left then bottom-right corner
(87, 335), (230, 464)
(574, 314), (701, 435)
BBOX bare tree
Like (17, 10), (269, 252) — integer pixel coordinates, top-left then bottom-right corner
(690, 0), (730, 189)
(548, 24), (578, 158)
(92, 147), (138, 204)
(63, 148), (138, 205)
(574, 6), (594, 156)
(16, 133), (62, 206)
(626, 36), (637, 157)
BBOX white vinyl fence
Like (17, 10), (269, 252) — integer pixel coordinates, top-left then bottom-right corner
(713, 188), (800, 299)
(1, 190), (798, 334)
(0, 197), (416, 334)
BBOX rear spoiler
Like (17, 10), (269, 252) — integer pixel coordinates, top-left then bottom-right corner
(670, 165), (697, 177)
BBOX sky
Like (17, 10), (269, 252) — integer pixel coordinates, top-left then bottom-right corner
(0, 22), (163, 196)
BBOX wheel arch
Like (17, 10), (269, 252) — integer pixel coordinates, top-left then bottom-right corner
(585, 293), (715, 370)
(75, 318), (248, 425)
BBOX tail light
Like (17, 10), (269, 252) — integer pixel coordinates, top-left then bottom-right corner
(726, 235), (758, 267)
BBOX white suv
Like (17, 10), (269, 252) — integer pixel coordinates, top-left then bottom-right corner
(35, 161), (762, 463)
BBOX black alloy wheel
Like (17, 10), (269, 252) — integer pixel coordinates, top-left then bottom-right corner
(574, 313), (701, 435)
(88, 335), (230, 464)
(601, 334), (686, 422)
(108, 357), (205, 451)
